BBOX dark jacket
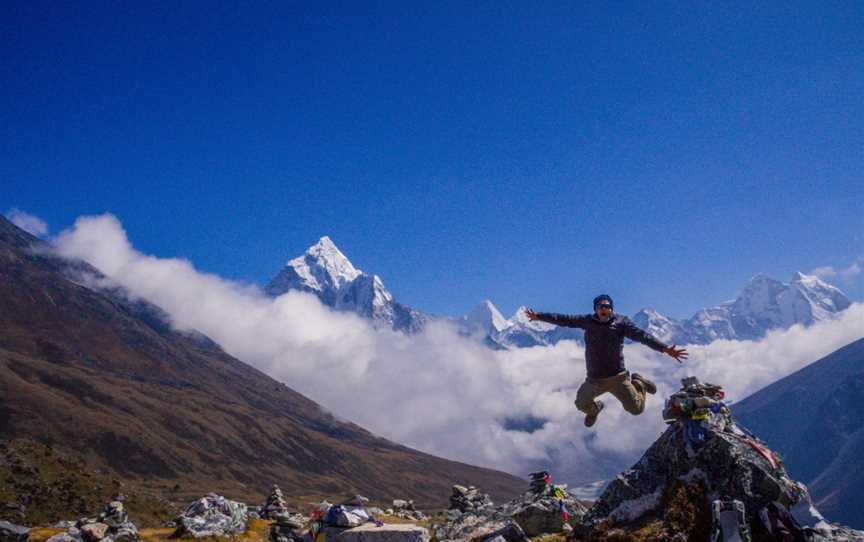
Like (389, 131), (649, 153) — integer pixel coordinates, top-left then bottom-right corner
(535, 312), (669, 379)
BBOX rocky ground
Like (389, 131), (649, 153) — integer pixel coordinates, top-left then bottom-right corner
(4, 379), (864, 542)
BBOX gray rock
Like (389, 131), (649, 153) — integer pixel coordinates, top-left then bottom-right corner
(510, 501), (566, 537)
(269, 513), (305, 542)
(45, 535), (79, 542)
(335, 523), (429, 542)
(0, 521), (30, 542)
(174, 493), (248, 538)
(53, 522), (76, 530)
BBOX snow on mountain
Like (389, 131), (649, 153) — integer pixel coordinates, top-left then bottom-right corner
(631, 308), (686, 345)
(635, 272), (851, 345)
(266, 237), (427, 333)
(460, 300), (509, 337)
(268, 240), (851, 348)
(266, 236), (361, 305)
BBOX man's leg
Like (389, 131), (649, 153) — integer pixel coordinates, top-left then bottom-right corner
(609, 374), (646, 415)
(575, 379), (605, 427)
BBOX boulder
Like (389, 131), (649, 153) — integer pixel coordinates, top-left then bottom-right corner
(270, 513), (305, 542)
(174, 493), (248, 538)
(335, 523), (429, 542)
(45, 535), (78, 542)
(510, 501), (566, 537)
(80, 523), (109, 542)
(0, 521), (29, 542)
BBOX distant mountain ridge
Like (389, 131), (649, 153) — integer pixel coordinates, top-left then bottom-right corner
(633, 272), (851, 345)
(267, 237), (852, 348)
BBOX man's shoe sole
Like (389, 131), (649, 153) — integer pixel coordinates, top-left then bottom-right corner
(632, 373), (657, 395)
(584, 400), (604, 427)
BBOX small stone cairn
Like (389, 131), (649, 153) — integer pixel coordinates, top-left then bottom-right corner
(509, 473), (585, 537)
(260, 485), (289, 520)
(528, 471), (550, 494)
(387, 500), (425, 521)
(448, 486), (493, 514)
(45, 496), (139, 542)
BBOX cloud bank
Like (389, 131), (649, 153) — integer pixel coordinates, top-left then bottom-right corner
(53, 214), (864, 484)
(6, 208), (49, 237)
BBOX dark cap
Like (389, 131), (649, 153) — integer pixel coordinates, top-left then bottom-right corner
(593, 294), (614, 309)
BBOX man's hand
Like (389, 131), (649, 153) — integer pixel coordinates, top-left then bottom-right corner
(664, 345), (689, 363)
(524, 308), (540, 321)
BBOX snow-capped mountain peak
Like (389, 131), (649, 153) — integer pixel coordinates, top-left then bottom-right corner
(266, 236), (361, 303)
(266, 236), (428, 333)
(463, 300), (509, 336)
(636, 271), (851, 345)
(292, 236), (361, 291)
(509, 306), (555, 330)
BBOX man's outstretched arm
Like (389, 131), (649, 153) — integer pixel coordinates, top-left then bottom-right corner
(621, 317), (689, 363)
(524, 308), (591, 329)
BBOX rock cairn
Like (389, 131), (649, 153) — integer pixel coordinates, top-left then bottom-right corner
(448, 486), (493, 514)
(260, 485), (289, 520)
(528, 472), (549, 494)
(45, 497), (139, 542)
(434, 480), (586, 542)
(173, 493), (247, 538)
(510, 475), (585, 537)
(386, 499), (425, 521)
(576, 377), (864, 541)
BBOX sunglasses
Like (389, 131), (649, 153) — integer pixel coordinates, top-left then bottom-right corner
(596, 304), (613, 310)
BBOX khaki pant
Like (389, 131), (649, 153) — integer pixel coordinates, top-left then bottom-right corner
(575, 370), (645, 416)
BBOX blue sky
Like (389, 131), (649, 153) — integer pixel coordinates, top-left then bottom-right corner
(3, 1), (862, 318)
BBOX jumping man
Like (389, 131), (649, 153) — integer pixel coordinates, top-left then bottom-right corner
(525, 295), (688, 427)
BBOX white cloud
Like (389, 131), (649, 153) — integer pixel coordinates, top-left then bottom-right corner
(5, 208), (49, 237)
(812, 258), (863, 282)
(53, 214), (864, 485)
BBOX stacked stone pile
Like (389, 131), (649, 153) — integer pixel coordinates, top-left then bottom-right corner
(386, 500), (424, 521)
(45, 497), (139, 542)
(260, 485), (289, 520)
(575, 377), (864, 541)
(448, 486), (493, 514)
(173, 493), (247, 538)
(509, 476), (586, 537)
(528, 472), (549, 494)
(434, 479), (586, 542)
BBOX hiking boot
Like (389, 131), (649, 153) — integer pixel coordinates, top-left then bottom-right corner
(632, 373), (657, 395)
(584, 400), (604, 428)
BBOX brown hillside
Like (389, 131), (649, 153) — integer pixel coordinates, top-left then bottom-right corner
(0, 216), (523, 517)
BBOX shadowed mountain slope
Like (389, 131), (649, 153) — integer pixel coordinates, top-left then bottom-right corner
(733, 337), (864, 528)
